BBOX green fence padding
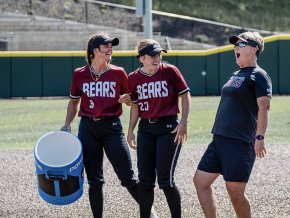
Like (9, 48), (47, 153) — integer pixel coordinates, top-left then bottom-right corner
(278, 40), (290, 94)
(72, 57), (86, 70)
(259, 41), (279, 94)
(0, 57), (11, 98)
(1, 35), (289, 98)
(133, 57), (142, 72)
(42, 57), (73, 96)
(11, 57), (42, 97)
(163, 56), (177, 66)
(205, 54), (219, 95)
(111, 56), (134, 73)
(177, 56), (206, 96)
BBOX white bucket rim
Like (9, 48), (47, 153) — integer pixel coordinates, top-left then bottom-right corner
(34, 131), (82, 168)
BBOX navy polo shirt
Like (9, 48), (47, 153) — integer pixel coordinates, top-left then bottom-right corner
(212, 66), (272, 143)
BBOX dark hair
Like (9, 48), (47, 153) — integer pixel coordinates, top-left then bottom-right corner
(85, 33), (108, 65)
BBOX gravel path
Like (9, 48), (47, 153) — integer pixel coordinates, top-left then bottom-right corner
(0, 144), (289, 218)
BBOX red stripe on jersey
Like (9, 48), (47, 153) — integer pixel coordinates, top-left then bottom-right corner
(128, 63), (189, 119)
(70, 65), (129, 117)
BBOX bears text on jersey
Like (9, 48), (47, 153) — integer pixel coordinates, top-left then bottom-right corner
(136, 81), (168, 100)
(83, 81), (116, 98)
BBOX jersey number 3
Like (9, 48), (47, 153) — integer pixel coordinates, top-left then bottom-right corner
(139, 102), (149, 111)
(89, 100), (94, 109)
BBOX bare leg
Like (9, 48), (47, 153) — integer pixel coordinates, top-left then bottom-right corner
(193, 170), (219, 218)
(226, 181), (251, 218)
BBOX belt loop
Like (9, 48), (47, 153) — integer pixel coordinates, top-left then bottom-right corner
(87, 116), (117, 122)
(92, 117), (103, 121)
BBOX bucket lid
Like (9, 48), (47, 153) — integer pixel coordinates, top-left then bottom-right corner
(35, 131), (82, 167)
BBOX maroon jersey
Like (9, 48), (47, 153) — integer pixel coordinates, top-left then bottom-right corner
(128, 63), (190, 119)
(70, 64), (128, 117)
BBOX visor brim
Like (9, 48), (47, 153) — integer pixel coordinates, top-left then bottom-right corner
(103, 37), (119, 46)
(229, 35), (247, 44)
(147, 48), (167, 57)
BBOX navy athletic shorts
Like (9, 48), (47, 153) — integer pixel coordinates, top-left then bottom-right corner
(197, 134), (256, 182)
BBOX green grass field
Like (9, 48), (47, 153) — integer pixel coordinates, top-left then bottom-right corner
(0, 96), (289, 150)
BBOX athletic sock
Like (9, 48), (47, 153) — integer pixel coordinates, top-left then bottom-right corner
(126, 183), (139, 203)
(163, 185), (181, 218)
(139, 187), (154, 218)
(89, 185), (103, 218)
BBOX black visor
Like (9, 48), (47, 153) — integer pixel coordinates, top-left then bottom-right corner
(229, 35), (260, 55)
(229, 35), (247, 44)
(229, 35), (259, 48)
(137, 43), (167, 58)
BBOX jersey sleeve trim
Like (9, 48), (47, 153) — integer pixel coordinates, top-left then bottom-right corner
(178, 87), (190, 95)
(70, 94), (80, 99)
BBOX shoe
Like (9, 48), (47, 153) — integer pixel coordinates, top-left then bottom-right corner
(150, 206), (159, 218)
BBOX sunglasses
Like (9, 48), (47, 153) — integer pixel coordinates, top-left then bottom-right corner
(234, 41), (259, 49)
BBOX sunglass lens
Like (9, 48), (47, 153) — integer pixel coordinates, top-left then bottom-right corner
(234, 42), (247, 47)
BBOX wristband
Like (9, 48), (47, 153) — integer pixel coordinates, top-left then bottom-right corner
(255, 135), (264, 140)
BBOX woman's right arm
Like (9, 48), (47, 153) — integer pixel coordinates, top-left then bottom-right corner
(60, 98), (80, 132)
(127, 103), (139, 149)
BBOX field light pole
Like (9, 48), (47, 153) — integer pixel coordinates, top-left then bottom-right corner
(136, 0), (153, 39)
(144, 0), (152, 39)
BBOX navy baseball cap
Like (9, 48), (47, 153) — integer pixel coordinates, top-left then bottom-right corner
(137, 42), (167, 58)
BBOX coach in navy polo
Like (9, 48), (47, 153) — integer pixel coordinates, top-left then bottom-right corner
(194, 31), (272, 218)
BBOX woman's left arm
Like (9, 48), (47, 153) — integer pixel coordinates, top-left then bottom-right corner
(255, 96), (271, 158)
(172, 91), (191, 145)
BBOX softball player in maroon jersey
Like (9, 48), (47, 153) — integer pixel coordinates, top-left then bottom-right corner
(127, 39), (191, 218)
(60, 33), (139, 218)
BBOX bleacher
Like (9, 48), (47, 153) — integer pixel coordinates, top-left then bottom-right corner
(0, 12), (214, 51)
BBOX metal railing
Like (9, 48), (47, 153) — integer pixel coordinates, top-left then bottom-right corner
(83, 0), (275, 35)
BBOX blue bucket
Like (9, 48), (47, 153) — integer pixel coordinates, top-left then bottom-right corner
(34, 131), (84, 205)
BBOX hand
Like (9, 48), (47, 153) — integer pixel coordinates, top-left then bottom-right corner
(60, 125), (71, 133)
(254, 140), (266, 158)
(127, 131), (137, 150)
(118, 94), (132, 106)
(171, 121), (187, 145)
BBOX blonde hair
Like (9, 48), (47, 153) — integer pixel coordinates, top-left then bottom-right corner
(238, 31), (264, 55)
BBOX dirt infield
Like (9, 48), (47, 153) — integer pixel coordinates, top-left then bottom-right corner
(0, 144), (289, 218)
